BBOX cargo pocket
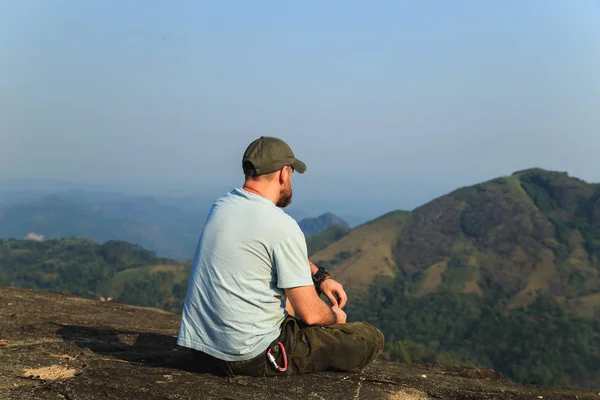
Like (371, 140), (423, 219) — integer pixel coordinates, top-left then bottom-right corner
(274, 317), (314, 375)
(289, 328), (316, 374)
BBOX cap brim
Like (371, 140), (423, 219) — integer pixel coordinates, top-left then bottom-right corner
(292, 159), (307, 174)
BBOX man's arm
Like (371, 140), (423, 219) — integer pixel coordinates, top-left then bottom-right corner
(285, 285), (346, 326)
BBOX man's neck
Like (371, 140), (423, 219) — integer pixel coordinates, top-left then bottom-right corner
(242, 182), (278, 205)
(241, 184), (262, 196)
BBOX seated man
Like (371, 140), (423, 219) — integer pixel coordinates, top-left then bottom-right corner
(177, 136), (384, 376)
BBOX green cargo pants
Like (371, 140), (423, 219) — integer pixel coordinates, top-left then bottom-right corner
(193, 316), (384, 377)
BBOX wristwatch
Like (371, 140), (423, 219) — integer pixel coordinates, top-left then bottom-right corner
(312, 266), (332, 294)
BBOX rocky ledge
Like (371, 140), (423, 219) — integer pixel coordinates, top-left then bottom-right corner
(1, 287), (598, 400)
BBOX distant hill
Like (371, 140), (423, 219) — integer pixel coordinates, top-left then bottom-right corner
(0, 238), (189, 311)
(310, 168), (600, 388)
(299, 212), (350, 236)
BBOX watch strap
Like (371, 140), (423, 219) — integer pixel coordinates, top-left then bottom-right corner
(312, 266), (332, 294)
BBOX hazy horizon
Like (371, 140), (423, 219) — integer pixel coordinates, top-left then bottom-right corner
(1, 164), (597, 224)
(2, 1), (599, 214)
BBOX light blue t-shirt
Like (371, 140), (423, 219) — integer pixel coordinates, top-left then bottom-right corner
(177, 188), (313, 361)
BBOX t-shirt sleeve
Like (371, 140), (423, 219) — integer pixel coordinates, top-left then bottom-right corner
(272, 228), (313, 289)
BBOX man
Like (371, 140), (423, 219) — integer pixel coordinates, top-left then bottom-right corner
(177, 136), (384, 376)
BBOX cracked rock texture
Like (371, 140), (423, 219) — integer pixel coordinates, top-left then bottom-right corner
(1, 287), (598, 400)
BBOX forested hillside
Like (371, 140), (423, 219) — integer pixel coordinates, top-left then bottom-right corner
(0, 238), (189, 311)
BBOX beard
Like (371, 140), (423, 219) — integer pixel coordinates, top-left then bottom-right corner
(276, 180), (293, 208)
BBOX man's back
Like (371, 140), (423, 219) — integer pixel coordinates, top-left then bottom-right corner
(177, 188), (312, 361)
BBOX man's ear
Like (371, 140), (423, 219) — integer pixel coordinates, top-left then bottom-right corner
(279, 166), (290, 184)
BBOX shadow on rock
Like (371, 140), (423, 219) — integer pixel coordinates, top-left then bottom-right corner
(55, 323), (214, 374)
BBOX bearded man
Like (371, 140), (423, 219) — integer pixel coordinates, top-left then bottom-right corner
(177, 136), (384, 376)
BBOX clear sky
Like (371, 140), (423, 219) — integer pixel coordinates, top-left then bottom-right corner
(1, 1), (599, 212)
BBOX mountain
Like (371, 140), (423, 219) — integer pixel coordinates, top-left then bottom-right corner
(314, 168), (600, 312)
(0, 194), (208, 259)
(299, 212), (350, 236)
(0, 238), (189, 311)
(311, 168), (600, 388)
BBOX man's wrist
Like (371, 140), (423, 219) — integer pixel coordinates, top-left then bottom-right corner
(312, 266), (332, 294)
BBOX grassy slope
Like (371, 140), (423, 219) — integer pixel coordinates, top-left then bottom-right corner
(311, 210), (410, 290)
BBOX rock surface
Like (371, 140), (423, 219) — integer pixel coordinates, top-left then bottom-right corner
(1, 287), (598, 400)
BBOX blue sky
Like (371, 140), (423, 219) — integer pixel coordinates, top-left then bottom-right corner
(1, 1), (599, 213)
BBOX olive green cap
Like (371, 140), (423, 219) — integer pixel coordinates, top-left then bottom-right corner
(242, 136), (307, 176)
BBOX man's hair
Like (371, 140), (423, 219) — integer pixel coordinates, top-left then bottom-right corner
(245, 171), (277, 181)
(244, 164), (292, 181)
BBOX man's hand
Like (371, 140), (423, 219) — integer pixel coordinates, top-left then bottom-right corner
(331, 304), (347, 324)
(319, 279), (348, 309)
